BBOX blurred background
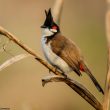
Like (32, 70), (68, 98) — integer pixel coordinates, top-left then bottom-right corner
(0, 0), (107, 110)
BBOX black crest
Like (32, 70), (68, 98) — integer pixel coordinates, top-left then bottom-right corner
(41, 8), (54, 28)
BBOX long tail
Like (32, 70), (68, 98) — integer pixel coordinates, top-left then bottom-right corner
(81, 62), (104, 94)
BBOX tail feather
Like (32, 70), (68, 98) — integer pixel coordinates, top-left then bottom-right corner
(82, 63), (104, 94)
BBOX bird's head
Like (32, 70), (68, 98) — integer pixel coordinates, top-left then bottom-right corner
(41, 8), (60, 37)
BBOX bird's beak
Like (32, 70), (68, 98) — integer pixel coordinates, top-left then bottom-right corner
(41, 25), (46, 28)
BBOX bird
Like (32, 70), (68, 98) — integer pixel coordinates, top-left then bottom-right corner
(40, 8), (104, 94)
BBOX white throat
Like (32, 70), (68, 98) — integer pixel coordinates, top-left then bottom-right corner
(42, 28), (54, 37)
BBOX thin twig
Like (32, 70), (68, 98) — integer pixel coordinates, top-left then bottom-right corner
(52, 0), (64, 24)
(103, 1), (110, 110)
(0, 54), (29, 71)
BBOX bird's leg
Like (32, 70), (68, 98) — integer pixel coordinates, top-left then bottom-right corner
(49, 66), (57, 74)
(60, 72), (67, 78)
(56, 68), (67, 78)
(49, 69), (52, 74)
(54, 66), (67, 78)
(48, 65), (67, 78)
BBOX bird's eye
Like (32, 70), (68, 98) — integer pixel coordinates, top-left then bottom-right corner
(52, 26), (57, 30)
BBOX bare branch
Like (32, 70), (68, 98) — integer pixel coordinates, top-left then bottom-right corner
(42, 75), (65, 86)
(52, 0), (64, 24)
(103, 1), (110, 110)
(0, 54), (29, 71)
(42, 75), (103, 110)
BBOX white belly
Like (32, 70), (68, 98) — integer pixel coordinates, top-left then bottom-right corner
(41, 36), (72, 73)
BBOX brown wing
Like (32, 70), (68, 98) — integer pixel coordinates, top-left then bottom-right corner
(49, 34), (104, 93)
(50, 33), (83, 76)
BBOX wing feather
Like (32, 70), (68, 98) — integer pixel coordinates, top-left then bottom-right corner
(51, 34), (83, 76)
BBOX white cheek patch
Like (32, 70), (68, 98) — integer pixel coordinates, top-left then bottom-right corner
(50, 29), (57, 33)
(42, 28), (54, 36)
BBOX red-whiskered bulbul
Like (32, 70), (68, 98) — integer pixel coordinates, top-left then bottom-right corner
(40, 8), (104, 94)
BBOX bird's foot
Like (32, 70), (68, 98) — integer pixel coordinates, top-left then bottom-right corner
(49, 65), (57, 74)
(49, 69), (52, 74)
(48, 66), (67, 79)
(60, 72), (67, 79)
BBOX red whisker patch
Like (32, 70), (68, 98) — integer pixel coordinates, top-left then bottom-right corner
(52, 26), (57, 29)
